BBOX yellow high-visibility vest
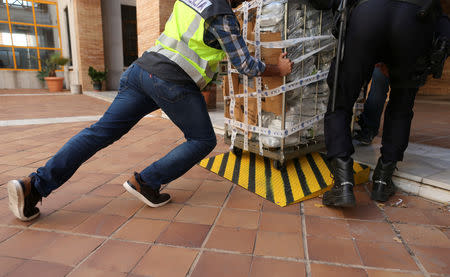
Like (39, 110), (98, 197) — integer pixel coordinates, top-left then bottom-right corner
(149, 0), (232, 89)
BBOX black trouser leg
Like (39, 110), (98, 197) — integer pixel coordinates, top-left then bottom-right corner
(324, 0), (386, 159)
(380, 88), (418, 162)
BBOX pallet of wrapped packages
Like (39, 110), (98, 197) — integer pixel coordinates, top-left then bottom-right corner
(223, 0), (336, 163)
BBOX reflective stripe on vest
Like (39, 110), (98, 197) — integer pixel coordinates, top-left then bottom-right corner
(148, 0), (226, 90)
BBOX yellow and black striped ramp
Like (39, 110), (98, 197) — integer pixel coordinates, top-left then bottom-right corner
(199, 152), (370, 207)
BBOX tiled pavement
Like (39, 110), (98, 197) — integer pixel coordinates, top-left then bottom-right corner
(0, 92), (449, 277)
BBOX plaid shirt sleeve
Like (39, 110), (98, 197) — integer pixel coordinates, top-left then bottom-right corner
(207, 14), (266, 77)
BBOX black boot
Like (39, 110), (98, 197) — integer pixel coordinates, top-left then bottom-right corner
(371, 157), (397, 202)
(323, 157), (356, 208)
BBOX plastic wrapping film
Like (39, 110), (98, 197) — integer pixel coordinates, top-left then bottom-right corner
(226, 0), (336, 149)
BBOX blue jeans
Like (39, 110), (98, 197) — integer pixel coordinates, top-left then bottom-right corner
(32, 64), (217, 197)
(359, 67), (390, 134)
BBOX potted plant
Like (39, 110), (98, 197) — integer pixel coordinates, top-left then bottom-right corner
(88, 66), (108, 91)
(202, 82), (217, 109)
(41, 53), (70, 92)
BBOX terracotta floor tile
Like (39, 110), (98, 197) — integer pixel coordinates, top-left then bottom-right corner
(0, 256), (25, 276)
(366, 269), (423, 277)
(182, 165), (211, 180)
(132, 245), (198, 277)
(0, 208), (35, 227)
(249, 257), (306, 277)
(0, 186), (7, 199)
(205, 226), (257, 254)
(89, 183), (126, 197)
(308, 236), (362, 265)
(135, 203), (183, 220)
(226, 186), (264, 211)
(105, 174), (129, 185)
(39, 191), (83, 213)
(217, 209), (260, 229)
(201, 179), (234, 192)
(83, 240), (149, 273)
(99, 198), (144, 217)
(6, 260), (73, 277)
(162, 189), (194, 204)
(356, 240), (419, 270)
(254, 231), (303, 258)
(342, 202), (385, 221)
(174, 205), (219, 225)
(421, 209), (450, 227)
(31, 210), (91, 231)
(56, 180), (103, 195)
(410, 244), (450, 275)
(62, 195), (113, 213)
(305, 216), (352, 239)
(384, 195), (442, 210)
(191, 251), (252, 277)
(262, 201), (300, 214)
(187, 189), (228, 206)
(0, 230), (58, 258)
(72, 213), (128, 236)
(348, 220), (397, 242)
(33, 234), (104, 266)
(68, 265), (127, 277)
(303, 198), (345, 218)
(259, 212), (301, 233)
(113, 218), (169, 243)
(156, 222), (210, 248)
(166, 177), (203, 191)
(385, 207), (433, 225)
(0, 226), (21, 242)
(310, 263), (367, 277)
(395, 224), (450, 248)
(441, 228), (450, 240)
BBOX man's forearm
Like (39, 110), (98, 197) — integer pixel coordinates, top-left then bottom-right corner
(262, 64), (280, 77)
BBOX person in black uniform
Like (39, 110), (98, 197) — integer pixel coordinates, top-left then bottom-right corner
(310, 0), (449, 207)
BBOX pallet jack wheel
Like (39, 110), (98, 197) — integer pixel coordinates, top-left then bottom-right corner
(273, 160), (285, 171)
(232, 147), (243, 156)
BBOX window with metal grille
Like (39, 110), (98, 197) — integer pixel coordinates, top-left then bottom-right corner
(0, 0), (62, 71)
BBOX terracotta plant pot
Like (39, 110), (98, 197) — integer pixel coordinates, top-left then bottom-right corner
(44, 77), (64, 92)
(202, 89), (216, 109)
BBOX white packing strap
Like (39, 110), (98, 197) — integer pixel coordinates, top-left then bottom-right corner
(223, 71), (329, 100)
(227, 61), (237, 150)
(255, 1), (263, 155)
(234, 0), (288, 12)
(291, 42), (335, 64)
(224, 112), (325, 138)
(246, 35), (334, 49)
(244, 75), (249, 151)
(243, 1), (249, 151)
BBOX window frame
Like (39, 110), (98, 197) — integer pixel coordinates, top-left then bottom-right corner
(0, 0), (63, 71)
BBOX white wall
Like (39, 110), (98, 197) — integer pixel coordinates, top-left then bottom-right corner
(0, 71), (66, 89)
(101, 0), (136, 90)
(58, 0), (80, 89)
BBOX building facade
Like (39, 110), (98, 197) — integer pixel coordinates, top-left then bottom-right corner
(0, 0), (448, 94)
(0, 0), (137, 91)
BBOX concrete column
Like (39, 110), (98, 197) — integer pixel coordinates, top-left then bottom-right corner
(102, 0), (124, 90)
